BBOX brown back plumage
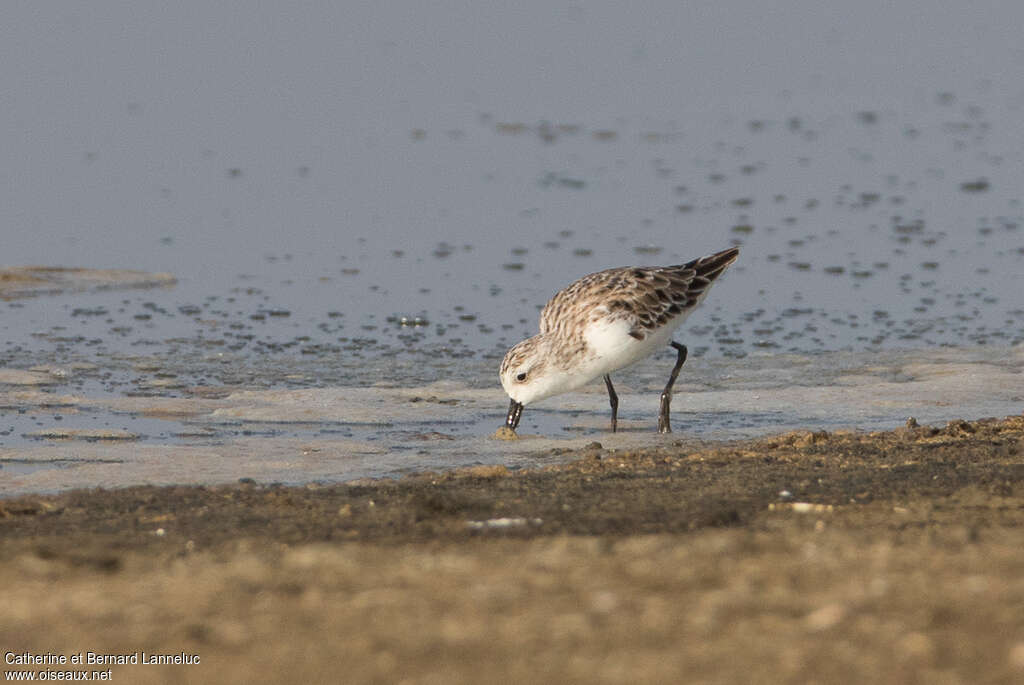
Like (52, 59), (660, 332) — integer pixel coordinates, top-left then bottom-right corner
(539, 246), (739, 342)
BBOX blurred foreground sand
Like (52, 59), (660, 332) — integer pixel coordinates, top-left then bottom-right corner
(2, 415), (1023, 684)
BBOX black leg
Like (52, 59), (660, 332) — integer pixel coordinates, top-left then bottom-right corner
(604, 374), (618, 433)
(658, 342), (688, 433)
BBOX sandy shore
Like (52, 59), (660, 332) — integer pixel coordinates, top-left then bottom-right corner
(2, 414), (1023, 684)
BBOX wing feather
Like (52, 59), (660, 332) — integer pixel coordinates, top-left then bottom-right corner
(539, 247), (738, 342)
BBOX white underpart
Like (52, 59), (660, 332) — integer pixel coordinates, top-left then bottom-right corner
(531, 306), (695, 401)
(585, 308), (691, 373)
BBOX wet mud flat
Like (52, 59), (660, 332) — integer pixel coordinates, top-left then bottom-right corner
(2, 415), (1024, 684)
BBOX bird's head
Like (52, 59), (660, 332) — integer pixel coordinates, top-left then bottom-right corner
(500, 335), (564, 407)
(501, 335), (589, 430)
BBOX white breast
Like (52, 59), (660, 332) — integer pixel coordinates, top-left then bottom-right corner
(580, 310), (689, 380)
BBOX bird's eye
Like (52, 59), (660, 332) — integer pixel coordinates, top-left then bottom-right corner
(516, 372), (527, 382)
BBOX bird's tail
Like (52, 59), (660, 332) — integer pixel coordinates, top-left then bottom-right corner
(678, 246), (739, 282)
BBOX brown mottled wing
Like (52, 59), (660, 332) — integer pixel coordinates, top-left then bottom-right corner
(539, 246), (738, 341)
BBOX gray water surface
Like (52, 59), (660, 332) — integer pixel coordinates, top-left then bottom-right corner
(2, 2), (1023, 495)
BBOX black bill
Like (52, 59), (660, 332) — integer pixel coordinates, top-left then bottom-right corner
(505, 398), (524, 430)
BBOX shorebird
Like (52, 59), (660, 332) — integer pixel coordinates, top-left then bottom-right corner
(500, 246), (738, 433)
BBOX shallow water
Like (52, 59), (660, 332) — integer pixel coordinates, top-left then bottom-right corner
(4, 95), (1023, 363)
(2, 345), (1021, 497)
(2, 3), (1023, 495)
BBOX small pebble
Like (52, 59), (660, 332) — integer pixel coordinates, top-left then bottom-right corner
(492, 426), (519, 441)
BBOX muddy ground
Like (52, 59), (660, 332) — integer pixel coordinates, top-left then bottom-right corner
(2, 415), (1023, 684)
